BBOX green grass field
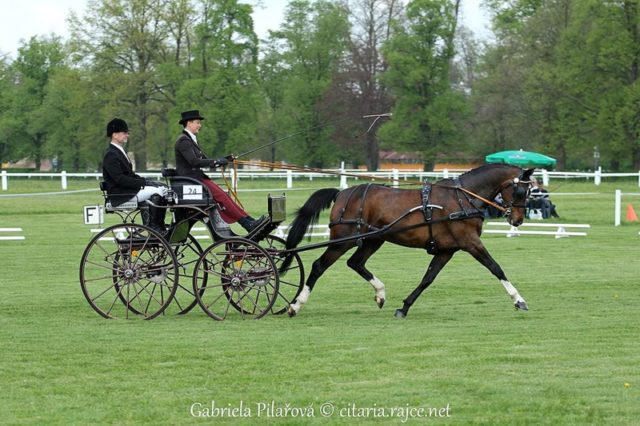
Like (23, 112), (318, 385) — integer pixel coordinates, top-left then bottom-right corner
(1, 176), (639, 425)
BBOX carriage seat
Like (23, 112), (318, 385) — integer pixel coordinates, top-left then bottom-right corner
(99, 181), (140, 212)
(162, 170), (214, 206)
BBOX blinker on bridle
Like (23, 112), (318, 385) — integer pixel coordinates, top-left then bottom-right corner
(500, 176), (533, 214)
(456, 175), (532, 215)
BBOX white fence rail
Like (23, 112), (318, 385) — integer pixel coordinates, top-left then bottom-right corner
(2, 168), (640, 191)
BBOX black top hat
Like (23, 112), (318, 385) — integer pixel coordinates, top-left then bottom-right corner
(179, 110), (205, 125)
(106, 118), (128, 137)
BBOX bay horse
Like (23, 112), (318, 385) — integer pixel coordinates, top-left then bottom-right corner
(282, 164), (534, 318)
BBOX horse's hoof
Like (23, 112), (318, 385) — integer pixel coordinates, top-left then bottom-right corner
(394, 309), (406, 319)
(375, 297), (385, 309)
(514, 301), (529, 311)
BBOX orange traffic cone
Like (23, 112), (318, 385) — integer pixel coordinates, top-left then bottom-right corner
(626, 204), (638, 221)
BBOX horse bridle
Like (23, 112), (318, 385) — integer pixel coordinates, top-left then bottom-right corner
(456, 174), (533, 217)
(497, 176), (533, 216)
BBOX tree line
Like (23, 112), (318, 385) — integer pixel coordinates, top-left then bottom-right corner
(0, 0), (638, 172)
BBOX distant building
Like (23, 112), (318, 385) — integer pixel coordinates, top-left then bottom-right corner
(359, 150), (481, 171)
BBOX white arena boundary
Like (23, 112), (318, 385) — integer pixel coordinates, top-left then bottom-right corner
(275, 224), (330, 239)
(484, 222), (590, 238)
(0, 227), (25, 241)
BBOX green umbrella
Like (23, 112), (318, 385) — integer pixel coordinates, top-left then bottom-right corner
(485, 149), (556, 169)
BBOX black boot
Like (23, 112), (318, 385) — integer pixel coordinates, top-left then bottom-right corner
(143, 195), (167, 235)
(238, 215), (268, 233)
(237, 216), (255, 232)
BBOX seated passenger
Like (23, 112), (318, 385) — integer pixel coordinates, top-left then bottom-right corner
(102, 118), (169, 234)
(527, 179), (559, 219)
(174, 109), (265, 232)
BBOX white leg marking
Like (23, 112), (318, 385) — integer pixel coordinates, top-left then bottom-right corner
(290, 285), (311, 313)
(501, 279), (526, 304)
(369, 276), (386, 301)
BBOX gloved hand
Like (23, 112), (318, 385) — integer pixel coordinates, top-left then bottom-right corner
(225, 154), (236, 162)
(212, 157), (228, 168)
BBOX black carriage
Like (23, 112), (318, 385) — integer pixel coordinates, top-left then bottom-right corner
(79, 169), (304, 320)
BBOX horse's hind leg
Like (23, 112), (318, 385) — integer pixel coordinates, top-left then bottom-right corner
(288, 243), (351, 317)
(467, 244), (528, 310)
(395, 252), (454, 319)
(345, 239), (386, 308)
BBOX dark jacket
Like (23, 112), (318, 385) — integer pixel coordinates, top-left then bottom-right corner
(174, 131), (218, 179)
(102, 144), (145, 206)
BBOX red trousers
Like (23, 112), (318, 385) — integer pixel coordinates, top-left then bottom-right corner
(200, 178), (248, 223)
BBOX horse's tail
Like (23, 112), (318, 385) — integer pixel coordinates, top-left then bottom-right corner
(280, 188), (339, 272)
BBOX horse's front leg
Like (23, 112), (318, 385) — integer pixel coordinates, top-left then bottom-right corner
(395, 252), (454, 319)
(467, 243), (528, 310)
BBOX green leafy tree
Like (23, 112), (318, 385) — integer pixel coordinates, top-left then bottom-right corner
(478, 0), (640, 170)
(43, 68), (104, 171)
(10, 36), (66, 170)
(335, 0), (402, 170)
(0, 57), (17, 166)
(68, 0), (174, 170)
(380, 0), (465, 170)
(262, 0), (350, 167)
(174, 0), (262, 159)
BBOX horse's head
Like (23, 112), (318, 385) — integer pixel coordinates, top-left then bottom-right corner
(498, 168), (534, 226)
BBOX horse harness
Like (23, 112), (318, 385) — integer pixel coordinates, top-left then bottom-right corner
(421, 180), (485, 254)
(328, 182), (485, 254)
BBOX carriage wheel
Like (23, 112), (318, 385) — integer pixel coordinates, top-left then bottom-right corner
(193, 237), (279, 320)
(79, 224), (178, 319)
(261, 235), (304, 315)
(168, 234), (207, 315)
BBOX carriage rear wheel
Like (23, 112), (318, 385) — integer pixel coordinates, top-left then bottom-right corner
(192, 237), (279, 320)
(168, 234), (207, 315)
(261, 235), (304, 315)
(79, 224), (178, 319)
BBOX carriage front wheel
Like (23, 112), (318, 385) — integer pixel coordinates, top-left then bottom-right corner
(192, 237), (279, 320)
(79, 224), (179, 319)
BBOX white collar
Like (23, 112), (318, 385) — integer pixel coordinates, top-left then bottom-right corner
(185, 129), (198, 144)
(110, 142), (130, 162)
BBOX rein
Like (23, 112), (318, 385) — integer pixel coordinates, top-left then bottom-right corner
(220, 159), (529, 215)
(454, 186), (507, 213)
(234, 160), (425, 186)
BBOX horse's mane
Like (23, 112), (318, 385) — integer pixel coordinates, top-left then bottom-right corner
(435, 163), (520, 186)
(458, 163), (520, 179)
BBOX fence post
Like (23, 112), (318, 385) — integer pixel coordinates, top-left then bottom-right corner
(392, 169), (399, 188)
(541, 169), (549, 186)
(340, 162), (348, 189)
(443, 169), (449, 179)
(615, 189), (621, 226)
(61, 171), (68, 190)
(286, 170), (293, 189)
(594, 167), (601, 186)
(1, 170), (7, 191)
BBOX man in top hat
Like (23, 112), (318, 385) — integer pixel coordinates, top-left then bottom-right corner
(174, 109), (265, 232)
(102, 117), (169, 234)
